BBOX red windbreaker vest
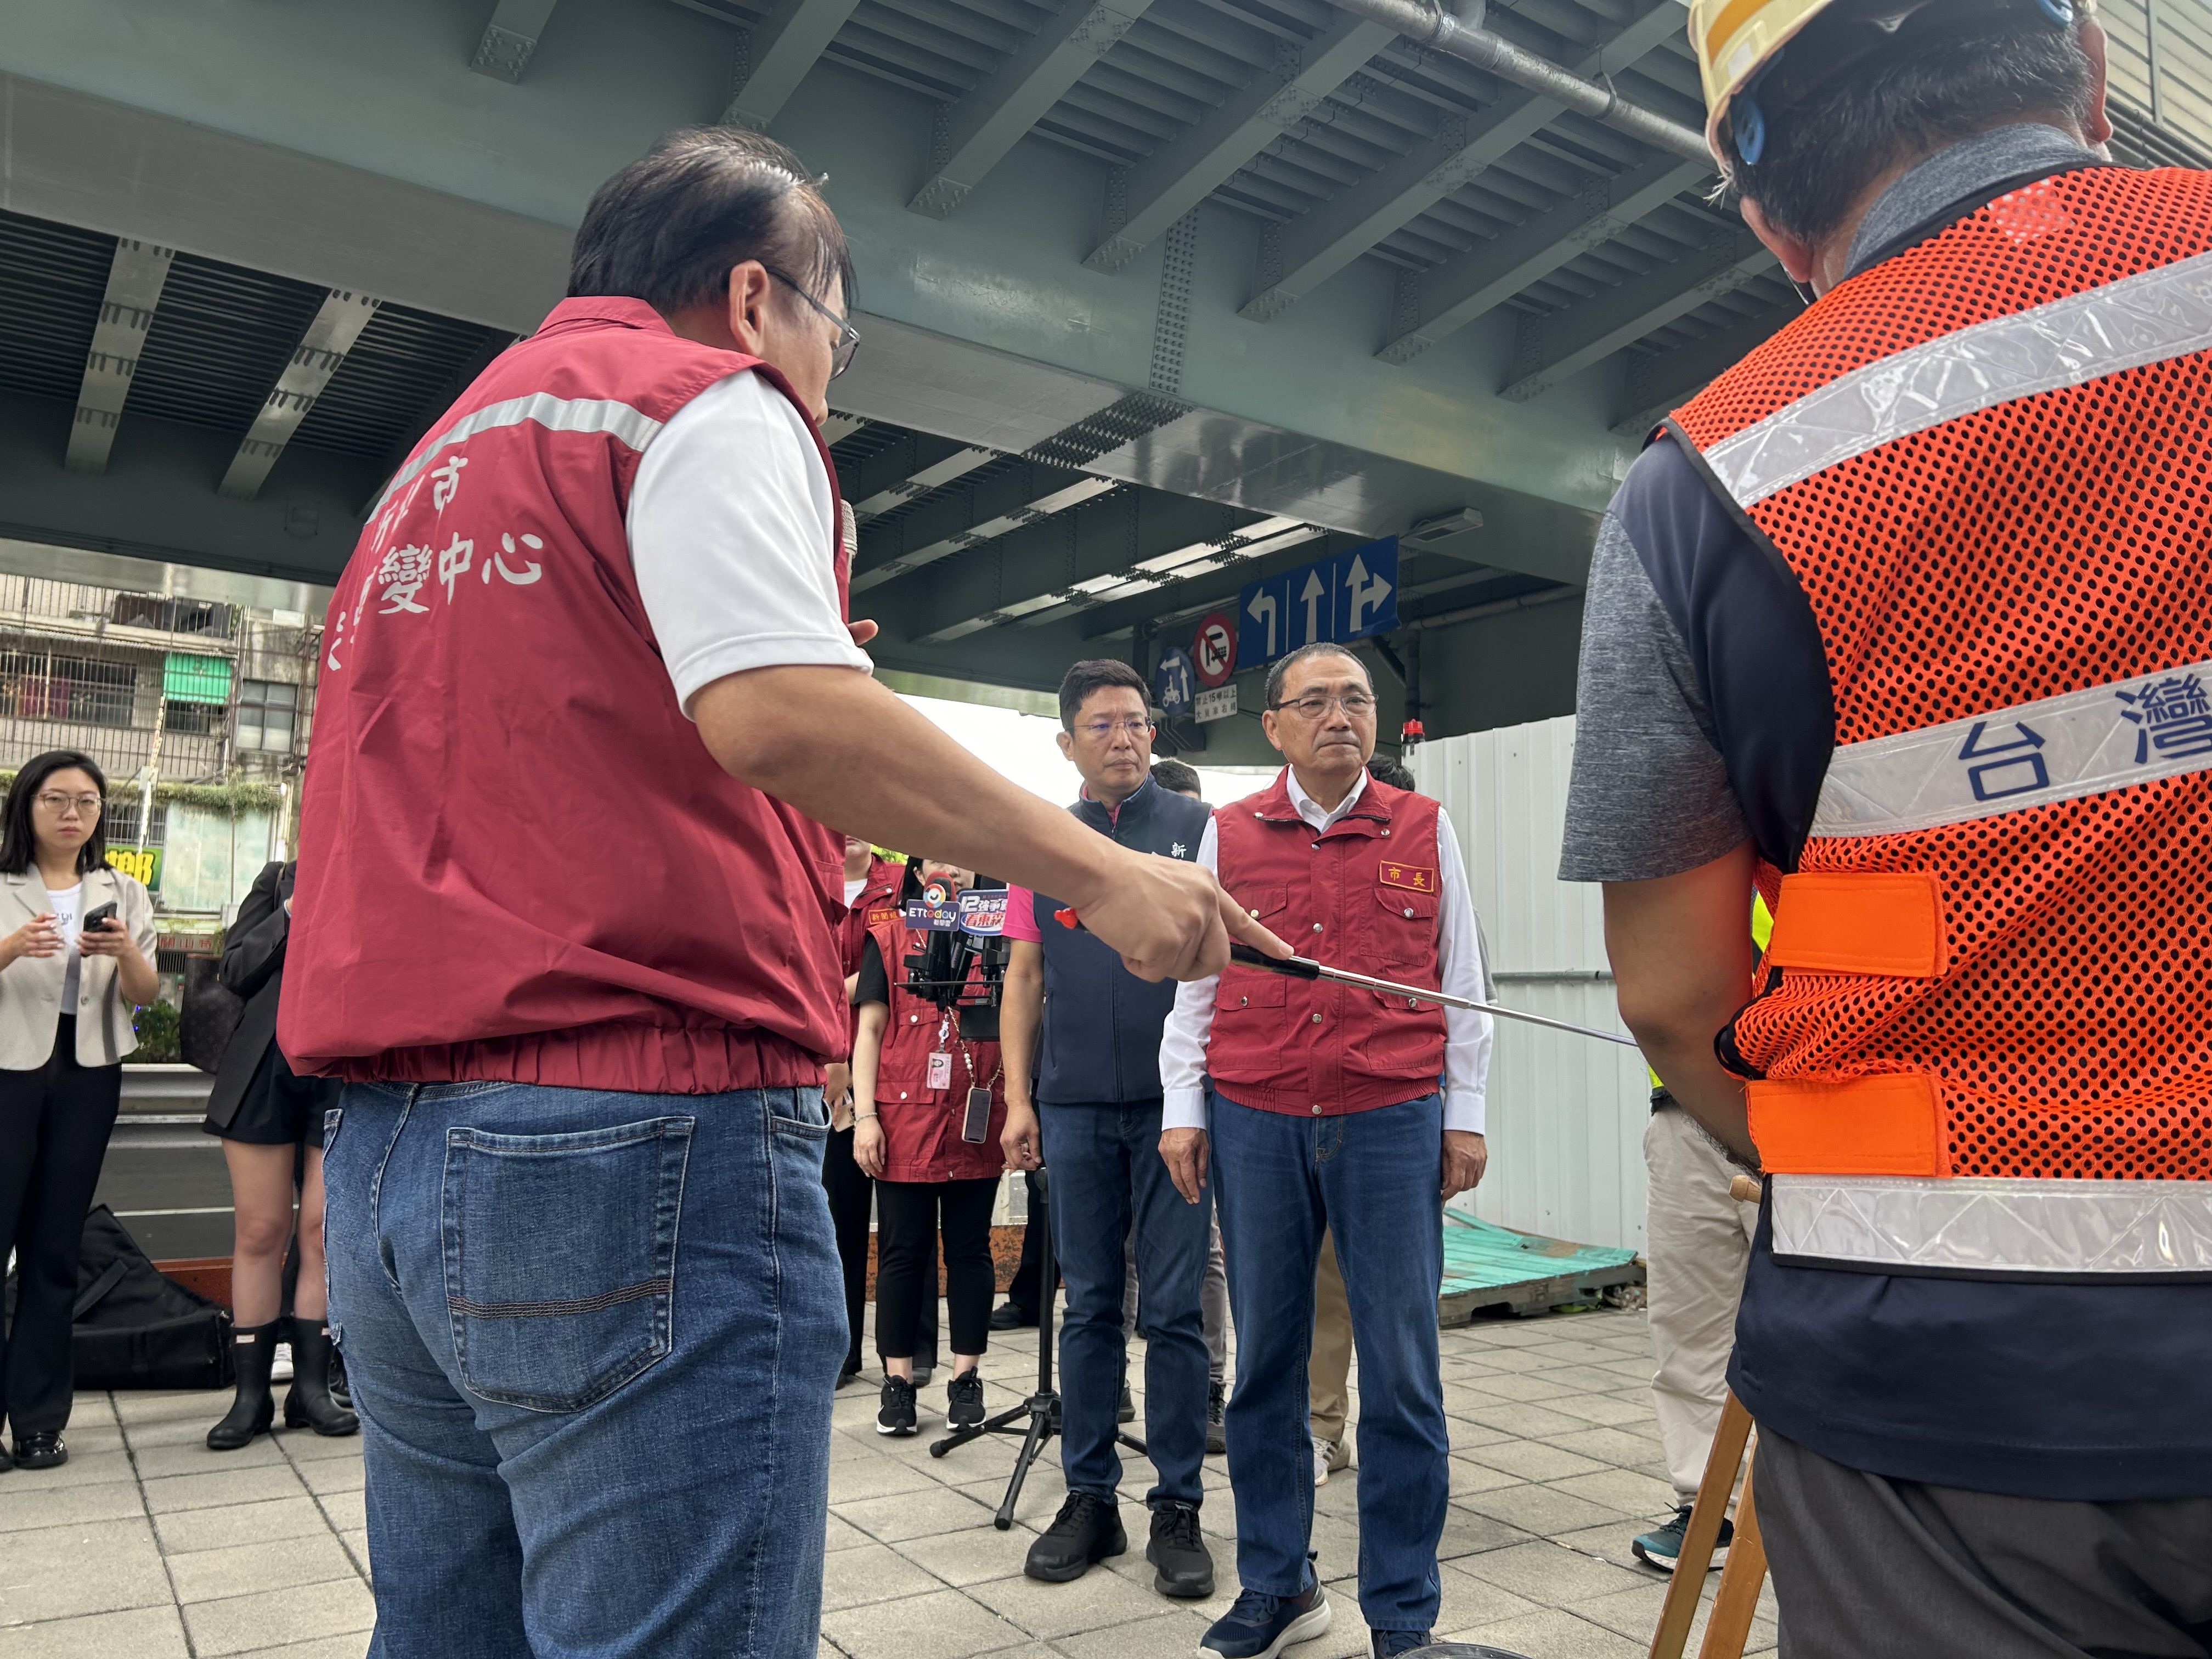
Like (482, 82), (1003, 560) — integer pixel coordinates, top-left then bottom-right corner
(1671, 167), (2212, 1261)
(864, 911), (1008, 1182)
(282, 298), (849, 1092)
(1207, 772), (1446, 1115)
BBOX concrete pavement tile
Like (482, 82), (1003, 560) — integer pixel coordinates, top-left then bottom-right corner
(1567, 1580), (1677, 1641)
(1541, 1426), (1663, 1468)
(1458, 1482), (1629, 1538)
(1444, 1400), (1590, 1439)
(133, 1437), (287, 1480)
(314, 1490), (367, 1533)
(1446, 1458), (1524, 1499)
(282, 1431), (367, 1464)
(181, 1578), (377, 1657)
(216, 1638), (370, 1659)
(1454, 1371), (1588, 1403)
(1051, 1610), (1212, 1658)
(820, 1542), (946, 1612)
(1446, 1605), (1645, 1658)
(891, 1520), (1043, 1588)
(340, 1533), (371, 1584)
(1593, 1357), (1658, 1381)
(113, 1392), (225, 1426)
(68, 1392), (119, 1425)
(1437, 1503), (1538, 1561)
(1545, 1468), (1677, 1519)
(1514, 1339), (1628, 1368)
(0, 1516), (170, 1625)
(1457, 1441), (1609, 1483)
(1519, 1362), (1643, 1395)
(1432, 1562), (1546, 1632)
(0, 1604), (188, 1658)
(1546, 1520), (1658, 1572)
(165, 1532), (362, 1605)
(0, 1449), (134, 1491)
(293, 1457), (365, 1497)
(828, 1454), (938, 1505)
(949, 1474), (1069, 1530)
(143, 1465), (308, 1515)
(819, 1587), (1029, 1659)
(825, 1511), (873, 1554)
(0, 1478), (145, 1532)
(966, 1564), (1174, 1639)
(1441, 1419), (1516, 1451)
(1454, 1539), (1651, 1605)
(1541, 1393), (1656, 1429)
(154, 1500), (338, 1566)
(1454, 1321), (1558, 1347)
(836, 1483), (997, 1544)
(123, 1415), (240, 1451)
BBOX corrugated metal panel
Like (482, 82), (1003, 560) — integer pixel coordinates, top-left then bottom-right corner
(1414, 714), (1650, 1251)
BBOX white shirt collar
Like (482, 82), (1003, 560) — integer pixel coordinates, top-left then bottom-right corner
(1283, 764), (1369, 834)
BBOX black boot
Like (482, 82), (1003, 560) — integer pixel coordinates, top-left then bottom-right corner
(328, 1342), (351, 1411)
(207, 1322), (280, 1451)
(284, 1319), (360, 1437)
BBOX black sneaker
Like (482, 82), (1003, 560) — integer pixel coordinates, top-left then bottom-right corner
(1206, 1380), (1227, 1455)
(1369, 1631), (1434, 1657)
(1146, 1501), (1214, 1599)
(1632, 1503), (1731, 1573)
(989, 1301), (1037, 1330)
(876, 1375), (917, 1436)
(1200, 1579), (1330, 1657)
(1118, 1384), (1136, 1424)
(1024, 1492), (1126, 1582)
(947, 1370), (985, 1428)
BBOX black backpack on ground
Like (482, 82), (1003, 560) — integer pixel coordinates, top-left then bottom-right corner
(2, 1205), (233, 1391)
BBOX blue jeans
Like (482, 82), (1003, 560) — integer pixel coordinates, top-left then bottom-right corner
(1042, 1099), (1212, 1509)
(1209, 1089), (1449, 1633)
(323, 1080), (844, 1659)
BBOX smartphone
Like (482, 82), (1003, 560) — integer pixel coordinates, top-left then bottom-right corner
(80, 901), (117, 935)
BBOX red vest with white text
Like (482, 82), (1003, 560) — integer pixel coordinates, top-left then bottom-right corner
(864, 912), (1007, 1182)
(1205, 772), (1446, 1115)
(281, 298), (848, 1092)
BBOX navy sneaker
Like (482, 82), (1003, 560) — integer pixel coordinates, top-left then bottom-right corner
(1369, 1631), (1435, 1657)
(1632, 1503), (1731, 1572)
(1198, 1581), (1330, 1658)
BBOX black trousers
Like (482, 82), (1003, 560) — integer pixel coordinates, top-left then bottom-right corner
(822, 1126), (873, 1373)
(0, 1017), (122, 1436)
(874, 1176), (996, 1362)
(1003, 1170), (1048, 1316)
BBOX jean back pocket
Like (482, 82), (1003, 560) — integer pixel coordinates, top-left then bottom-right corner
(442, 1115), (696, 1412)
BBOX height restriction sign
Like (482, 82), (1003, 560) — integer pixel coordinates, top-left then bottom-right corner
(1192, 611), (1237, 687)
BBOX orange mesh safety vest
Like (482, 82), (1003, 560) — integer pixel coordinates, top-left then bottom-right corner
(1671, 165), (2212, 1275)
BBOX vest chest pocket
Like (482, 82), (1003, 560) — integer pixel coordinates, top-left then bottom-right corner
(1215, 973), (1288, 1014)
(1365, 883), (1438, 968)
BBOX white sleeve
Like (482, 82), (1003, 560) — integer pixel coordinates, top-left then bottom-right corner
(1158, 817), (1221, 1131)
(627, 373), (872, 715)
(1434, 807), (1494, 1135)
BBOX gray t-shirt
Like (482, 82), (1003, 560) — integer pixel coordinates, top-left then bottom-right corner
(1556, 124), (2103, 885)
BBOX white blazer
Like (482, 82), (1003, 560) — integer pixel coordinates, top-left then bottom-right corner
(0, 864), (158, 1070)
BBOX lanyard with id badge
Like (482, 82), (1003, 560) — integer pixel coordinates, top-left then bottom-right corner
(901, 872), (1011, 1145)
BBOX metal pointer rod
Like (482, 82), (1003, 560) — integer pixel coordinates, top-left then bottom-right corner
(1225, 943), (1644, 1049)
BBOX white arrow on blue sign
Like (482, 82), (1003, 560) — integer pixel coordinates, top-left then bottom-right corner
(1237, 536), (1398, 667)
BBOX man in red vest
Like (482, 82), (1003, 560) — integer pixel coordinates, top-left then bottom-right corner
(1567, 2), (2212, 1651)
(1159, 642), (1494, 1659)
(281, 128), (1275, 1659)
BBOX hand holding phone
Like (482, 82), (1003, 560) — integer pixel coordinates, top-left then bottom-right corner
(77, 901), (122, 955)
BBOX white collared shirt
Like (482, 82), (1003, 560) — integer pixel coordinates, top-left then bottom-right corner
(1158, 766), (1493, 1135)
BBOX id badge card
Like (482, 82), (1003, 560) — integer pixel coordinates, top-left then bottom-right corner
(926, 1052), (953, 1091)
(960, 1087), (992, 1144)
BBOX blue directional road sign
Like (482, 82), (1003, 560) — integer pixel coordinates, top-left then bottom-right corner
(1236, 537), (1399, 668)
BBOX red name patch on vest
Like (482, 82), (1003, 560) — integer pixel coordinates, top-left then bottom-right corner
(866, 907), (901, 926)
(1378, 865), (1436, 893)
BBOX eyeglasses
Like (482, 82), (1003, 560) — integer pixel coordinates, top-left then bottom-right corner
(1074, 718), (1154, 742)
(763, 267), (861, 380)
(33, 792), (101, 817)
(1272, 691), (1376, 720)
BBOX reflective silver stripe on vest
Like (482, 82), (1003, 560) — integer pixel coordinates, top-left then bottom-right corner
(368, 393), (667, 522)
(1811, 657), (2212, 836)
(1704, 247), (2212, 509)
(1771, 1173), (2212, 1275)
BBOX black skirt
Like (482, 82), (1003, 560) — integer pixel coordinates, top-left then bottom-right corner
(202, 1042), (341, 1149)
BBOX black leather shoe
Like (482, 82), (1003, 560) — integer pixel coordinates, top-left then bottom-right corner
(1147, 1501), (1214, 1599)
(988, 1301), (1037, 1331)
(1024, 1492), (1126, 1582)
(12, 1431), (65, 1470)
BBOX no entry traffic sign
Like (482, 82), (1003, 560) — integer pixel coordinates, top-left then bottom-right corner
(1192, 611), (1237, 687)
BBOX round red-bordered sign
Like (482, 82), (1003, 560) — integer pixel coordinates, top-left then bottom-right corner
(1192, 611), (1237, 688)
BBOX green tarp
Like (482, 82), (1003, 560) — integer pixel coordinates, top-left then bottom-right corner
(1439, 1211), (1644, 1323)
(162, 653), (231, 704)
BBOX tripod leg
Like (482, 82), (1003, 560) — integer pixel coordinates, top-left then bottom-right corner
(930, 1398), (1034, 1458)
(995, 1401), (1056, 1531)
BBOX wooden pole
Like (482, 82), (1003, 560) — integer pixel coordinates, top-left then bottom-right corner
(1647, 1390), (1754, 1659)
(1696, 1454), (1769, 1659)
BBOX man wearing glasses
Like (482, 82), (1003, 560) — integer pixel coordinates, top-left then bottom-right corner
(997, 659), (1220, 1602)
(1159, 642), (1493, 1659)
(283, 129), (1277, 1659)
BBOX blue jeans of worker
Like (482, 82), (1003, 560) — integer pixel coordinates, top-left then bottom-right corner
(1209, 1088), (1449, 1634)
(323, 1080), (844, 1659)
(1042, 1100), (1212, 1509)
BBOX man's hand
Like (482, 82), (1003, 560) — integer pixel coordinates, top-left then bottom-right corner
(823, 1062), (851, 1114)
(1160, 1127), (1210, 1205)
(846, 619), (878, 648)
(1073, 850), (1292, 983)
(1002, 1099), (1042, 1171)
(1442, 1130), (1487, 1200)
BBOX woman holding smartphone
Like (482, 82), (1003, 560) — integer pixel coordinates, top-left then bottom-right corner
(851, 861), (1009, 1438)
(0, 750), (157, 1470)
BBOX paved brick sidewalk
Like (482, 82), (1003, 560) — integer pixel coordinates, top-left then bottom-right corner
(0, 1306), (1775, 1657)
